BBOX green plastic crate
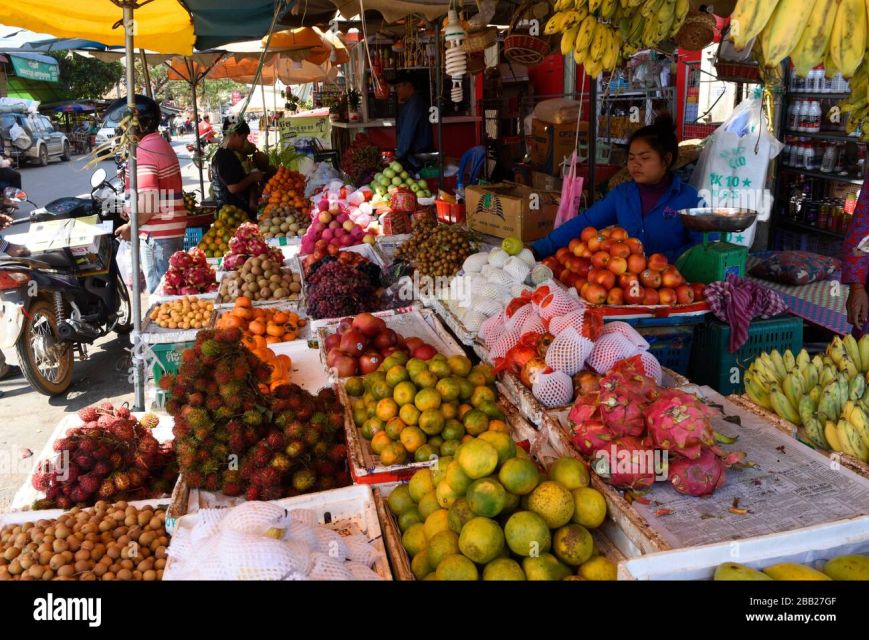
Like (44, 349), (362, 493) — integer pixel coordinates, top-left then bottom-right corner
(150, 341), (195, 386)
(689, 316), (803, 395)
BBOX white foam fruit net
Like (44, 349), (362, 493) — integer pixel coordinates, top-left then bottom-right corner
(164, 502), (384, 581)
(548, 308), (587, 337)
(532, 370), (575, 408)
(538, 287), (582, 321)
(477, 282), (507, 301)
(587, 333), (642, 374)
(488, 248), (509, 267)
(488, 325), (523, 360)
(473, 297), (503, 318)
(505, 303), (533, 331)
(544, 327), (594, 375)
(504, 257), (531, 283)
(520, 311), (547, 336)
(511, 283), (533, 298)
(479, 311), (505, 344)
(463, 252), (488, 273)
(602, 321), (650, 350)
(639, 351), (663, 385)
(517, 248), (536, 267)
(464, 310), (487, 333)
(488, 269), (516, 287)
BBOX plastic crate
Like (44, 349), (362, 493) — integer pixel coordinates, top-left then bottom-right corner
(183, 227), (203, 251)
(150, 341), (195, 385)
(609, 314), (706, 329)
(435, 199), (465, 224)
(689, 315), (804, 395)
(637, 326), (694, 376)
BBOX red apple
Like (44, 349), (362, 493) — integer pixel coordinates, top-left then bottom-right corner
(607, 287), (624, 305)
(640, 268), (662, 289)
(561, 271), (580, 287)
(564, 255), (583, 273)
(337, 318), (353, 333)
(333, 354), (358, 377)
(690, 282), (706, 302)
(405, 337), (425, 353)
(352, 312), (387, 337)
(574, 257), (591, 279)
(556, 247), (571, 264)
(373, 328), (398, 350)
(381, 345), (405, 358)
(609, 226), (629, 241)
(568, 238), (582, 254)
(591, 251), (612, 269)
(324, 333), (341, 352)
(543, 257), (561, 272)
(658, 287), (677, 306)
(624, 283), (645, 305)
(609, 242), (631, 259)
(607, 256), (628, 275)
(627, 254), (647, 274)
(359, 351), (383, 375)
(661, 266), (685, 289)
(573, 279), (588, 295)
(626, 238), (644, 255)
(590, 269), (616, 290)
(643, 288), (660, 305)
(571, 241), (589, 258)
(587, 234), (606, 253)
(676, 284), (695, 305)
(326, 347), (344, 368)
(619, 273), (639, 290)
(339, 330), (367, 356)
(648, 253), (669, 272)
(413, 344), (437, 361)
(580, 226), (598, 242)
(583, 283), (607, 305)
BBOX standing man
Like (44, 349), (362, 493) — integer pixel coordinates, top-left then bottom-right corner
(391, 71), (433, 173)
(843, 176), (869, 330)
(112, 95), (187, 293)
(211, 119), (263, 219)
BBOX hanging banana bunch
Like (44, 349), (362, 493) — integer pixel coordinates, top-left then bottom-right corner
(547, 0), (686, 77)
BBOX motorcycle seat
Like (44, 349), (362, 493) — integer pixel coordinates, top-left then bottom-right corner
(30, 249), (75, 269)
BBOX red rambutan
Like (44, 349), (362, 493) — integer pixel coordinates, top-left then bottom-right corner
(77, 406), (99, 422)
(245, 486), (260, 501)
(186, 470), (203, 488)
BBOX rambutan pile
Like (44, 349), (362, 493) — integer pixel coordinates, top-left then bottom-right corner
(31, 403), (177, 510)
(163, 330), (350, 499)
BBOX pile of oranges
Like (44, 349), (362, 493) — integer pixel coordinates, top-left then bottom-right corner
(262, 167), (307, 217)
(215, 296), (306, 391)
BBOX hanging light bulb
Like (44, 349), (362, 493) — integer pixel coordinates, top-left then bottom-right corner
(444, 9), (467, 103)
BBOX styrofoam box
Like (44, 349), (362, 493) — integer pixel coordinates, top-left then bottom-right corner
(9, 412), (175, 512)
(269, 340), (332, 392)
(163, 484), (392, 580)
(0, 498), (173, 528)
(618, 516), (869, 580)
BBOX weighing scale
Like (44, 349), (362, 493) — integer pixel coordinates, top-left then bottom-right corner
(674, 208), (757, 284)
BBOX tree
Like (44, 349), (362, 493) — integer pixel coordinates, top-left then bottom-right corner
(47, 52), (124, 100)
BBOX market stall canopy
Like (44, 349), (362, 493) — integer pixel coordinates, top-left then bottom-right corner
(0, 49), (59, 82)
(189, 53), (340, 85)
(265, 27), (349, 65)
(0, 0), (288, 55)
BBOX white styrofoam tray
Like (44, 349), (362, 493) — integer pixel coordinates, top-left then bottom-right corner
(618, 515), (869, 580)
(163, 484), (392, 580)
(0, 498), (173, 528)
(269, 339), (332, 393)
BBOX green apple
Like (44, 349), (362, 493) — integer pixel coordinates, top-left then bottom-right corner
(501, 236), (523, 256)
(392, 176), (403, 186)
(390, 161), (403, 173)
(400, 171), (410, 180)
(374, 173), (383, 183)
(410, 183), (421, 193)
(384, 168), (396, 179)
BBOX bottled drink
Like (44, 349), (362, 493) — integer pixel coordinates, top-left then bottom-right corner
(821, 142), (837, 173)
(803, 141), (816, 171)
(809, 101), (822, 132)
(810, 67), (822, 93)
(795, 140), (806, 167)
(835, 142), (847, 174)
(788, 101), (799, 131)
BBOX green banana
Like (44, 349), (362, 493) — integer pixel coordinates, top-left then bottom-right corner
(817, 382), (840, 423)
(812, 355), (825, 370)
(771, 385), (801, 425)
(809, 386), (821, 406)
(796, 349), (811, 370)
(641, 0), (663, 19)
(844, 334), (862, 371)
(798, 395), (817, 427)
(671, 0), (690, 35)
(770, 350), (788, 380)
(783, 349), (796, 372)
(843, 421), (869, 461)
(838, 374), (850, 408)
(849, 374), (866, 401)
(804, 416), (829, 450)
(599, 0), (617, 19)
(745, 373), (773, 410)
(859, 335), (869, 373)
(819, 365), (837, 388)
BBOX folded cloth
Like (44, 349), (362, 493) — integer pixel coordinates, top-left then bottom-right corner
(705, 274), (789, 352)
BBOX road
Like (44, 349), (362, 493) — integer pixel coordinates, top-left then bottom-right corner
(0, 136), (211, 512)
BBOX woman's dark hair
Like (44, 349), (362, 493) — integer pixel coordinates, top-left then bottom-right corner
(628, 114), (679, 168)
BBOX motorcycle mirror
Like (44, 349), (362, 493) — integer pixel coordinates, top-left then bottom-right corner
(91, 168), (107, 189)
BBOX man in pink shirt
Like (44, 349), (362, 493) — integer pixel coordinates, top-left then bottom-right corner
(113, 95), (187, 293)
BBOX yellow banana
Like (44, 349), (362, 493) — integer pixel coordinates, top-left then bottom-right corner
(828, 337), (846, 367)
(771, 385), (801, 425)
(585, 55), (603, 79)
(671, 0), (690, 36)
(789, 0), (838, 77)
(782, 373), (802, 412)
(844, 358), (860, 381)
(600, 0), (617, 19)
(830, 0), (867, 78)
(759, 0), (814, 68)
(859, 334), (869, 373)
(809, 386), (821, 406)
(819, 365), (837, 388)
(545, 12), (566, 35)
(843, 400), (855, 422)
(796, 349), (810, 370)
(589, 20), (608, 62)
(770, 350), (788, 380)
(555, 0), (575, 12)
(561, 25), (580, 55)
(729, 0), (782, 50)
(837, 420), (857, 456)
(826, 420), (844, 451)
(575, 15), (597, 54)
(844, 334), (862, 371)
(602, 29), (619, 71)
(589, 0), (603, 13)
(783, 349), (796, 372)
(574, 45), (588, 65)
(812, 354), (825, 370)
(848, 402), (869, 433)
(843, 421), (869, 461)
(745, 374), (773, 410)
(641, 0), (663, 19)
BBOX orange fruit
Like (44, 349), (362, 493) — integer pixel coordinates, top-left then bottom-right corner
(266, 324), (284, 337)
(249, 320), (266, 336)
(273, 312), (289, 324)
(282, 332), (297, 342)
(236, 296), (252, 308)
(266, 336), (281, 344)
(232, 307), (252, 320)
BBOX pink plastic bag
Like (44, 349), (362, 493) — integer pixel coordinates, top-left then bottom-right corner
(554, 150), (584, 229)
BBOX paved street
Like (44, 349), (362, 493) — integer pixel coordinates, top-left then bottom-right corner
(0, 136), (209, 511)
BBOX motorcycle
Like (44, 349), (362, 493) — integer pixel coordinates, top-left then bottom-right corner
(186, 133), (219, 170)
(0, 168), (132, 396)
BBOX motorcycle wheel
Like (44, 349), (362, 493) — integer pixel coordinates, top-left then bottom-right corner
(16, 299), (75, 396)
(114, 273), (133, 334)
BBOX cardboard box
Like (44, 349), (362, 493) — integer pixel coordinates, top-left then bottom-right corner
(529, 118), (588, 176)
(465, 182), (558, 242)
(23, 216), (113, 274)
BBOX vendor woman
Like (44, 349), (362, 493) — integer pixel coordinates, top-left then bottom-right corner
(532, 115), (702, 262)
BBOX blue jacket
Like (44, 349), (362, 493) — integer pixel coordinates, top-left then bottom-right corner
(396, 93), (433, 170)
(533, 174), (704, 263)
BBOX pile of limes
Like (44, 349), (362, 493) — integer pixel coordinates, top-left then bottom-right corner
(345, 353), (501, 466)
(387, 454), (615, 581)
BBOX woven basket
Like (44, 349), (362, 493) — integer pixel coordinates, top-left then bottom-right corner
(463, 27), (498, 53)
(467, 51), (486, 75)
(504, 0), (551, 66)
(675, 9), (717, 51)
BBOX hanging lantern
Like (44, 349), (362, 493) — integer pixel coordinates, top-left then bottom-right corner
(444, 9), (467, 103)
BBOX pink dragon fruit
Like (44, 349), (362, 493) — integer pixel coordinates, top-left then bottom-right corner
(668, 448), (728, 496)
(168, 251), (193, 270)
(187, 266), (215, 289)
(188, 247), (208, 265)
(572, 419), (614, 456)
(163, 286), (178, 295)
(599, 391), (647, 437)
(645, 389), (716, 460)
(568, 391), (601, 426)
(222, 253), (247, 270)
(179, 286), (200, 296)
(164, 270), (185, 289)
(593, 436), (657, 491)
(605, 355), (660, 402)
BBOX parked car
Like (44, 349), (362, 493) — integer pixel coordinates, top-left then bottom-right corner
(0, 112), (71, 166)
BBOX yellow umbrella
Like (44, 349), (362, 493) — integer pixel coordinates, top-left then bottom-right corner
(0, 1), (194, 55)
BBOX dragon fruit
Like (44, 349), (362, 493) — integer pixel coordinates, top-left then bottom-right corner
(571, 419), (614, 456)
(669, 448), (727, 496)
(594, 436), (657, 490)
(568, 391), (601, 426)
(168, 251), (193, 270)
(646, 389), (716, 460)
(222, 253), (247, 270)
(599, 391), (647, 437)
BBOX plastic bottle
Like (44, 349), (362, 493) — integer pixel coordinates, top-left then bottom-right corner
(810, 100), (822, 132)
(821, 142), (837, 173)
(795, 140), (806, 168)
(788, 102), (799, 131)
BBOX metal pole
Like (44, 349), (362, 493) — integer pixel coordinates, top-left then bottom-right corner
(140, 49), (153, 99)
(434, 21), (443, 190)
(125, 4), (145, 410)
(191, 69), (205, 197)
(262, 80), (269, 152)
(587, 75), (597, 206)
